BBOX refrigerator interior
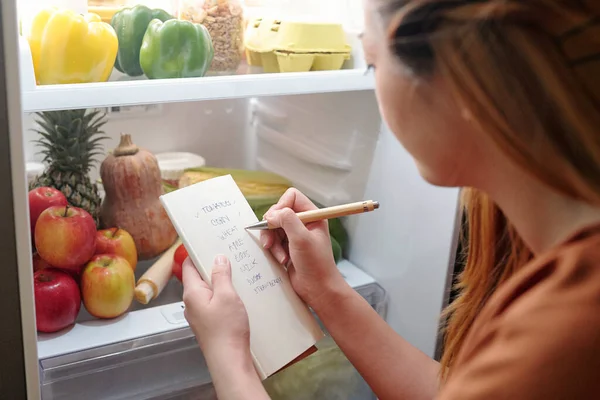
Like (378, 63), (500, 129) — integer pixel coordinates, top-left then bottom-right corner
(24, 92), (459, 400)
(7, 0), (461, 397)
(26, 91), (389, 399)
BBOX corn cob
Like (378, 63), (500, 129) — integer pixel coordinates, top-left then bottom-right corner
(162, 180), (178, 194)
(178, 167), (292, 199)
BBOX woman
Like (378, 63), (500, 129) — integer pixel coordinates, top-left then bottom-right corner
(182, 0), (600, 398)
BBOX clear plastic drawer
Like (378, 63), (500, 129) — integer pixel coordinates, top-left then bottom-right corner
(39, 260), (386, 400)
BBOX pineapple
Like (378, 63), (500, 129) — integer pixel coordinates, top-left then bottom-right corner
(29, 109), (109, 228)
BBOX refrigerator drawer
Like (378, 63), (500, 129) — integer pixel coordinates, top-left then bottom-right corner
(39, 261), (386, 400)
(39, 329), (210, 400)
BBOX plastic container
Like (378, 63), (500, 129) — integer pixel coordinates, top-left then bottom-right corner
(178, 0), (245, 74)
(155, 152), (206, 187)
(244, 17), (351, 73)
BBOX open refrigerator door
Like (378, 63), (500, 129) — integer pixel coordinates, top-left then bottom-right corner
(1, 0), (460, 398)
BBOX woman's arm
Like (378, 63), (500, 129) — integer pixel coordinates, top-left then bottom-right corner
(204, 346), (270, 400)
(313, 279), (440, 400)
(262, 188), (440, 399)
(182, 258), (270, 400)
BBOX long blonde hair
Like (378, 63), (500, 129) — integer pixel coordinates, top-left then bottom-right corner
(381, 0), (600, 379)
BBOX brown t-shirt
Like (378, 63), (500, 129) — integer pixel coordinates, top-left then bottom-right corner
(438, 224), (600, 400)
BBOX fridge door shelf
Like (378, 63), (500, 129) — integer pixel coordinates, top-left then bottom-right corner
(18, 29), (374, 113)
(255, 122), (353, 171)
(38, 260), (386, 400)
(249, 92), (381, 207)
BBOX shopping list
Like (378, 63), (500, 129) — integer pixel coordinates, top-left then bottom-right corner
(160, 175), (324, 379)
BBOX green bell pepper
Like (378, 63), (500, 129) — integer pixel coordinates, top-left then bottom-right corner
(140, 19), (214, 80)
(110, 5), (174, 77)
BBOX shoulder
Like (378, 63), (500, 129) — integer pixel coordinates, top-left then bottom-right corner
(439, 231), (600, 400)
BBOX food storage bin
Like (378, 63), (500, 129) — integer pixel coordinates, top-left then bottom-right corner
(244, 17), (352, 73)
(178, 0), (245, 75)
(155, 152), (206, 187)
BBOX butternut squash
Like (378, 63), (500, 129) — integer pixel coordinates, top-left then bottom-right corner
(100, 134), (178, 260)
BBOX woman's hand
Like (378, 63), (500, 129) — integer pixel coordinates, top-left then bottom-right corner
(261, 188), (347, 309)
(182, 256), (269, 400)
(182, 255), (250, 357)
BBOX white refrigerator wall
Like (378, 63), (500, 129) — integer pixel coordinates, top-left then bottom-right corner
(23, 90), (459, 359)
(349, 124), (460, 357)
(23, 99), (253, 181)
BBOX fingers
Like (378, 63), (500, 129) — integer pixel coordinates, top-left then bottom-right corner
(260, 229), (276, 249)
(261, 226), (289, 264)
(269, 188), (318, 214)
(210, 255), (236, 298)
(182, 257), (212, 304)
(270, 233), (289, 265)
(262, 188), (316, 250)
(267, 208), (310, 246)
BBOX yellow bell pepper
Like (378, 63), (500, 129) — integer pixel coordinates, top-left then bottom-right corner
(28, 8), (118, 85)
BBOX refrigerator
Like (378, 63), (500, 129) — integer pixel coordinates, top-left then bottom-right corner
(0, 0), (462, 398)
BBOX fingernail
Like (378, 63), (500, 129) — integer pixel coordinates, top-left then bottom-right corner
(214, 254), (228, 265)
(260, 234), (269, 248)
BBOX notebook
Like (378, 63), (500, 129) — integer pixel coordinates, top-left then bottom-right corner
(160, 174), (325, 379)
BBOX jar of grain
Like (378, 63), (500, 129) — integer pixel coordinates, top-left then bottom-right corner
(179, 0), (245, 75)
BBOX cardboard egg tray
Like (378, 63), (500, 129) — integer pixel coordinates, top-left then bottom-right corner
(245, 17), (352, 73)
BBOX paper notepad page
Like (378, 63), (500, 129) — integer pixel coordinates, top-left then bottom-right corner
(160, 175), (324, 379)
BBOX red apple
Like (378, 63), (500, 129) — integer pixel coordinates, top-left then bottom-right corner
(28, 187), (68, 234)
(33, 253), (51, 273)
(32, 252), (82, 284)
(35, 205), (96, 273)
(34, 268), (81, 333)
(172, 243), (188, 282)
(95, 228), (138, 271)
(81, 254), (135, 319)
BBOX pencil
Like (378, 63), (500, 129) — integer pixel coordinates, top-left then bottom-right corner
(245, 200), (380, 230)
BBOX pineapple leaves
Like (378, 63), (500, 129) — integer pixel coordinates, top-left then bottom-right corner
(87, 111), (108, 129)
(34, 120), (56, 136)
(88, 136), (111, 147)
(31, 109), (109, 174)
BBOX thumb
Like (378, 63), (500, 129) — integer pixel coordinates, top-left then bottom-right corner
(211, 255), (234, 296)
(269, 208), (310, 244)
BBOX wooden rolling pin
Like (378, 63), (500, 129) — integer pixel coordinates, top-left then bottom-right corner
(135, 239), (182, 305)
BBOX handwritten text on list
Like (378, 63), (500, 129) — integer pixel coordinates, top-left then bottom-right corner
(198, 200), (283, 295)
